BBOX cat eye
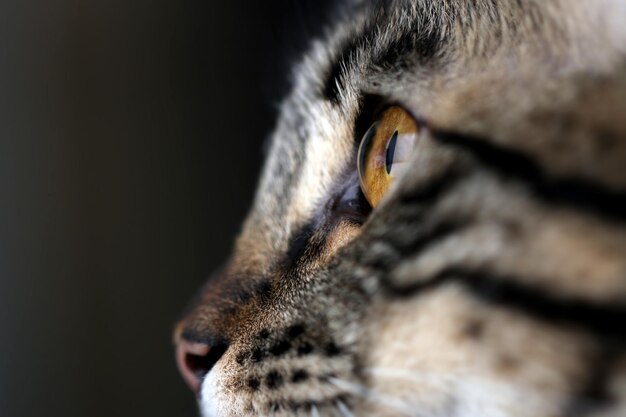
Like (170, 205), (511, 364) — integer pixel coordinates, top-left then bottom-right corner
(357, 105), (419, 207)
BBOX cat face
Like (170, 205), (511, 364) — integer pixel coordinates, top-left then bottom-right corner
(175, 1), (626, 416)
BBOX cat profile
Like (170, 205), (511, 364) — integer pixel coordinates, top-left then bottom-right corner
(175, 1), (626, 416)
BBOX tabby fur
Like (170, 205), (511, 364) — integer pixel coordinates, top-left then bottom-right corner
(175, 1), (626, 416)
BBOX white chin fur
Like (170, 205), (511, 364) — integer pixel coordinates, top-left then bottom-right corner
(199, 365), (248, 417)
(198, 368), (221, 417)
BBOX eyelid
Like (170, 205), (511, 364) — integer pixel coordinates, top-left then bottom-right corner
(353, 94), (385, 144)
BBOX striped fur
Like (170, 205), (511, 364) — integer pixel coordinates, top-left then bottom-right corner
(175, 1), (626, 416)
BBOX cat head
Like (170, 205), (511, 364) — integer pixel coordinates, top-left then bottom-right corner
(175, 1), (626, 416)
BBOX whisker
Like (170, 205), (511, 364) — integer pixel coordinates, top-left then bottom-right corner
(364, 367), (456, 386)
(330, 377), (415, 416)
(269, 403), (279, 417)
(336, 399), (354, 417)
(364, 367), (612, 412)
(311, 404), (321, 417)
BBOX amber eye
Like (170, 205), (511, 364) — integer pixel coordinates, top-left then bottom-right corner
(357, 106), (420, 207)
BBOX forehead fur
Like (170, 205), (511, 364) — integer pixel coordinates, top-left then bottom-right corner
(237, 0), (626, 271)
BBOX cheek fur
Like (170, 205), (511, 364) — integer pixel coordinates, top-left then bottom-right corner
(319, 223), (362, 264)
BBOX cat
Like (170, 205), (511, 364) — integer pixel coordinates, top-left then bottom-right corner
(174, 1), (626, 416)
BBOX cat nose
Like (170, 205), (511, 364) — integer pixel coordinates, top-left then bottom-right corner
(175, 338), (228, 393)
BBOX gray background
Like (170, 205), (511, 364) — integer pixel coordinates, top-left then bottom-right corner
(0, 1), (331, 416)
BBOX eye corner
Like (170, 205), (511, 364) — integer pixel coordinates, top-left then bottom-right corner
(330, 176), (372, 225)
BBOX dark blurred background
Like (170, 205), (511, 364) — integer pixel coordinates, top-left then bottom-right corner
(0, 1), (331, 416)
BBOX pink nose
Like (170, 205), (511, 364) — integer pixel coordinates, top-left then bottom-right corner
(175, 339), (227, 393)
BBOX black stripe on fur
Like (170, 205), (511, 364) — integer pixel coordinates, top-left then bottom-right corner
(433, 130), (626, 222)
(383, 267), (626, 341)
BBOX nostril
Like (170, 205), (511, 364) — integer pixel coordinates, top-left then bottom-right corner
(176, 339), (228, 393)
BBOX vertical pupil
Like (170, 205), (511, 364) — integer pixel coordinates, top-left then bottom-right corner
(385, 131), (398, 174)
